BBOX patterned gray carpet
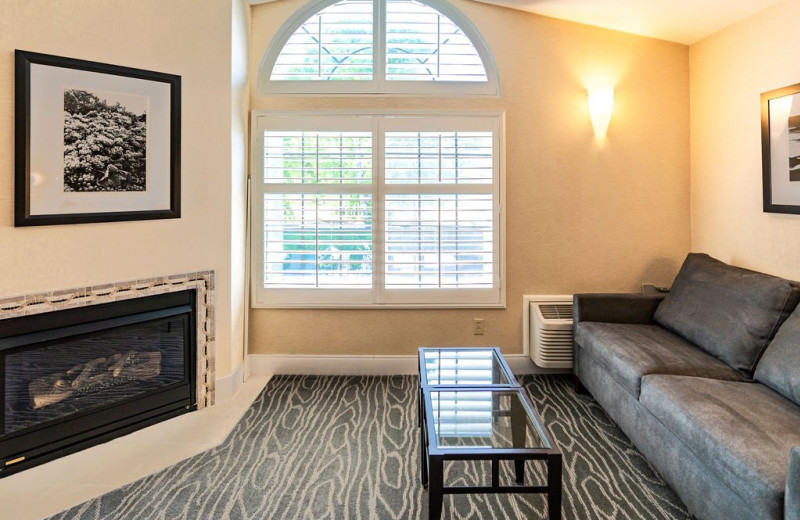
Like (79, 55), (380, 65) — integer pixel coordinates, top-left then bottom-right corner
(49, 375), (693, 520)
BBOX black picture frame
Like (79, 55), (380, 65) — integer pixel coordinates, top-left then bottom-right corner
(761, 82), (800, 215)
(15, 50), (181, 226)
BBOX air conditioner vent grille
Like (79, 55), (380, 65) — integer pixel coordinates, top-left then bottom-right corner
(524, 296), (574, 369)
(539, 304), (573, 320)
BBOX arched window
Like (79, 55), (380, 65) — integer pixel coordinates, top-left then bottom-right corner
(259, 0), (499, 95)
(252, 0), (504, 309)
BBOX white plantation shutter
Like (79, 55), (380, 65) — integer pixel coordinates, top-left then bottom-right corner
(384, 194), (494, 288)
(252, 113), (502, 307)
(270, 0), (373, 81)
(260, 0), (498, 95)
(384, 131), (493, 183)
(382, 122), (499, 305)
(385, 0), (488, 82)
(256, 122), (375, 305)
(262, 193), (373, 288)
(263, 131), (372, 184)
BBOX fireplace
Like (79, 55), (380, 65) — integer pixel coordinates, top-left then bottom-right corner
(0, 290), (197, 476)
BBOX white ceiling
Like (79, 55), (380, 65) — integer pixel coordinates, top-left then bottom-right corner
(249, 0), (785, 45)
(472, 0), (784, 44)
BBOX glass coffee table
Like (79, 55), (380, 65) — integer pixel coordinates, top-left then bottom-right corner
(418, 347), (562, 520)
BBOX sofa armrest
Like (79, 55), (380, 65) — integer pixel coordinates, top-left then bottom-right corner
(788, 447), (800, 520)
(573, 293), (666, 326)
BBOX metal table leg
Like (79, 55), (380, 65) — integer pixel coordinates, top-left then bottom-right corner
(547, 455), (562, 520)
(428, 456), (443, 520)
(511, 395), (526, 484)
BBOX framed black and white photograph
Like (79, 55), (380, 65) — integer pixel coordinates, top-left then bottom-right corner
(761, 82), (800, 215)
(15, 50), (181, 226)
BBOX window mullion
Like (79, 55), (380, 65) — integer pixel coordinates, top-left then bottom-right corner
(315, 198), (320, 288)
(373, 117), (386, 304)
(437, 197), (442, 289)
(436, 14), (441, 79)
(374, 0), (386, 91)
(317, 15), (322, 79)
(493, 126), (503, 296)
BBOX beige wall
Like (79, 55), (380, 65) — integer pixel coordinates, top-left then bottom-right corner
(0, 0), (241, 377)
(690, 0), (800, 281)
(247, 0), (691, 356)
(231, 0), (251, 374)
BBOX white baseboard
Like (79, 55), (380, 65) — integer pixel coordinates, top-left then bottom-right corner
(248, 354), (417, 375)
(215, 362), (244, 402)
(247, 353), (571, 377)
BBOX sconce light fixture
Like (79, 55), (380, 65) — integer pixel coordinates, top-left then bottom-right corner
(588, 86), (614, 140)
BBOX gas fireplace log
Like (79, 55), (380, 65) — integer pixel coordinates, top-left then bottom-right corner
(29, 351), (162, 410)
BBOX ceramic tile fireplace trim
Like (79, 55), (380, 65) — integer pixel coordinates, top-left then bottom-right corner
(0, 271), (216, 408)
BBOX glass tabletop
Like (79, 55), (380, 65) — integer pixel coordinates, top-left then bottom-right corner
(419, 348), (517, 387)
(427, 389), (549, 450)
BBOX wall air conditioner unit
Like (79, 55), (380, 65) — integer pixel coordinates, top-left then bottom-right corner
(522, 295), (574, 369)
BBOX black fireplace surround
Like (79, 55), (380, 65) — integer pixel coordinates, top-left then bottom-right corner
(0, 290), (197, 476)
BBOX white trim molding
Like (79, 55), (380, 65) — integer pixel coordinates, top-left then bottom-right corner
(247, 353), (570, 376)
(216, 362), (245, 402)
(249, 354), (419, 375)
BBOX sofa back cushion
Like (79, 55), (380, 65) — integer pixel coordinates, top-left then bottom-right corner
(755, 307), (800, 406)
(654, 253), (800, 376)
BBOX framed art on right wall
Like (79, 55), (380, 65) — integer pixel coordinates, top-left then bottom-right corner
(761, 82), (800, 214)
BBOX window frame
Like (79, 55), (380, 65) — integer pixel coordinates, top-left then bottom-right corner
(257, 0), (501, 96)
(250, 110), (506, 309)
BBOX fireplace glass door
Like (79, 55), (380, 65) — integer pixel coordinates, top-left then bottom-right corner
(4, 312), (187, 435)
(0, 291), (196, 475)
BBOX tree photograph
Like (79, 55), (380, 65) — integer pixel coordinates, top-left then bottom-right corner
(63, 88), (148, 192)
(789, 113), (800, 182)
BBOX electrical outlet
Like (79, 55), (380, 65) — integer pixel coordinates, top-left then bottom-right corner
(473, 318), (485, 335)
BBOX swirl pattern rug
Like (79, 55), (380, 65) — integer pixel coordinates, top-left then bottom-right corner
(49, 375), (693, 520)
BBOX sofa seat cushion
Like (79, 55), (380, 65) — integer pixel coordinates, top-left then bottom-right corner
(755, 306), (800, 406)
(640, 375), (800, 518)
(575, 322), (746, 397)
(654, 253), (800, 376)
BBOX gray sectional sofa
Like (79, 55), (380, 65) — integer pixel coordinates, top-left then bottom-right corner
(573, 253), (800, 520)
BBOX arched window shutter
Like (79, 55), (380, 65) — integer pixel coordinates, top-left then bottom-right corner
(259, 0), (499, 95)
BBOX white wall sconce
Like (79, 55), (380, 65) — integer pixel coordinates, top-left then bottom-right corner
(588, 87), (614, 140)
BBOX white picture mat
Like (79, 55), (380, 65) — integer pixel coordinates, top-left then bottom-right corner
(769, 92), (800, 205)
(29, 63), (172, 215)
